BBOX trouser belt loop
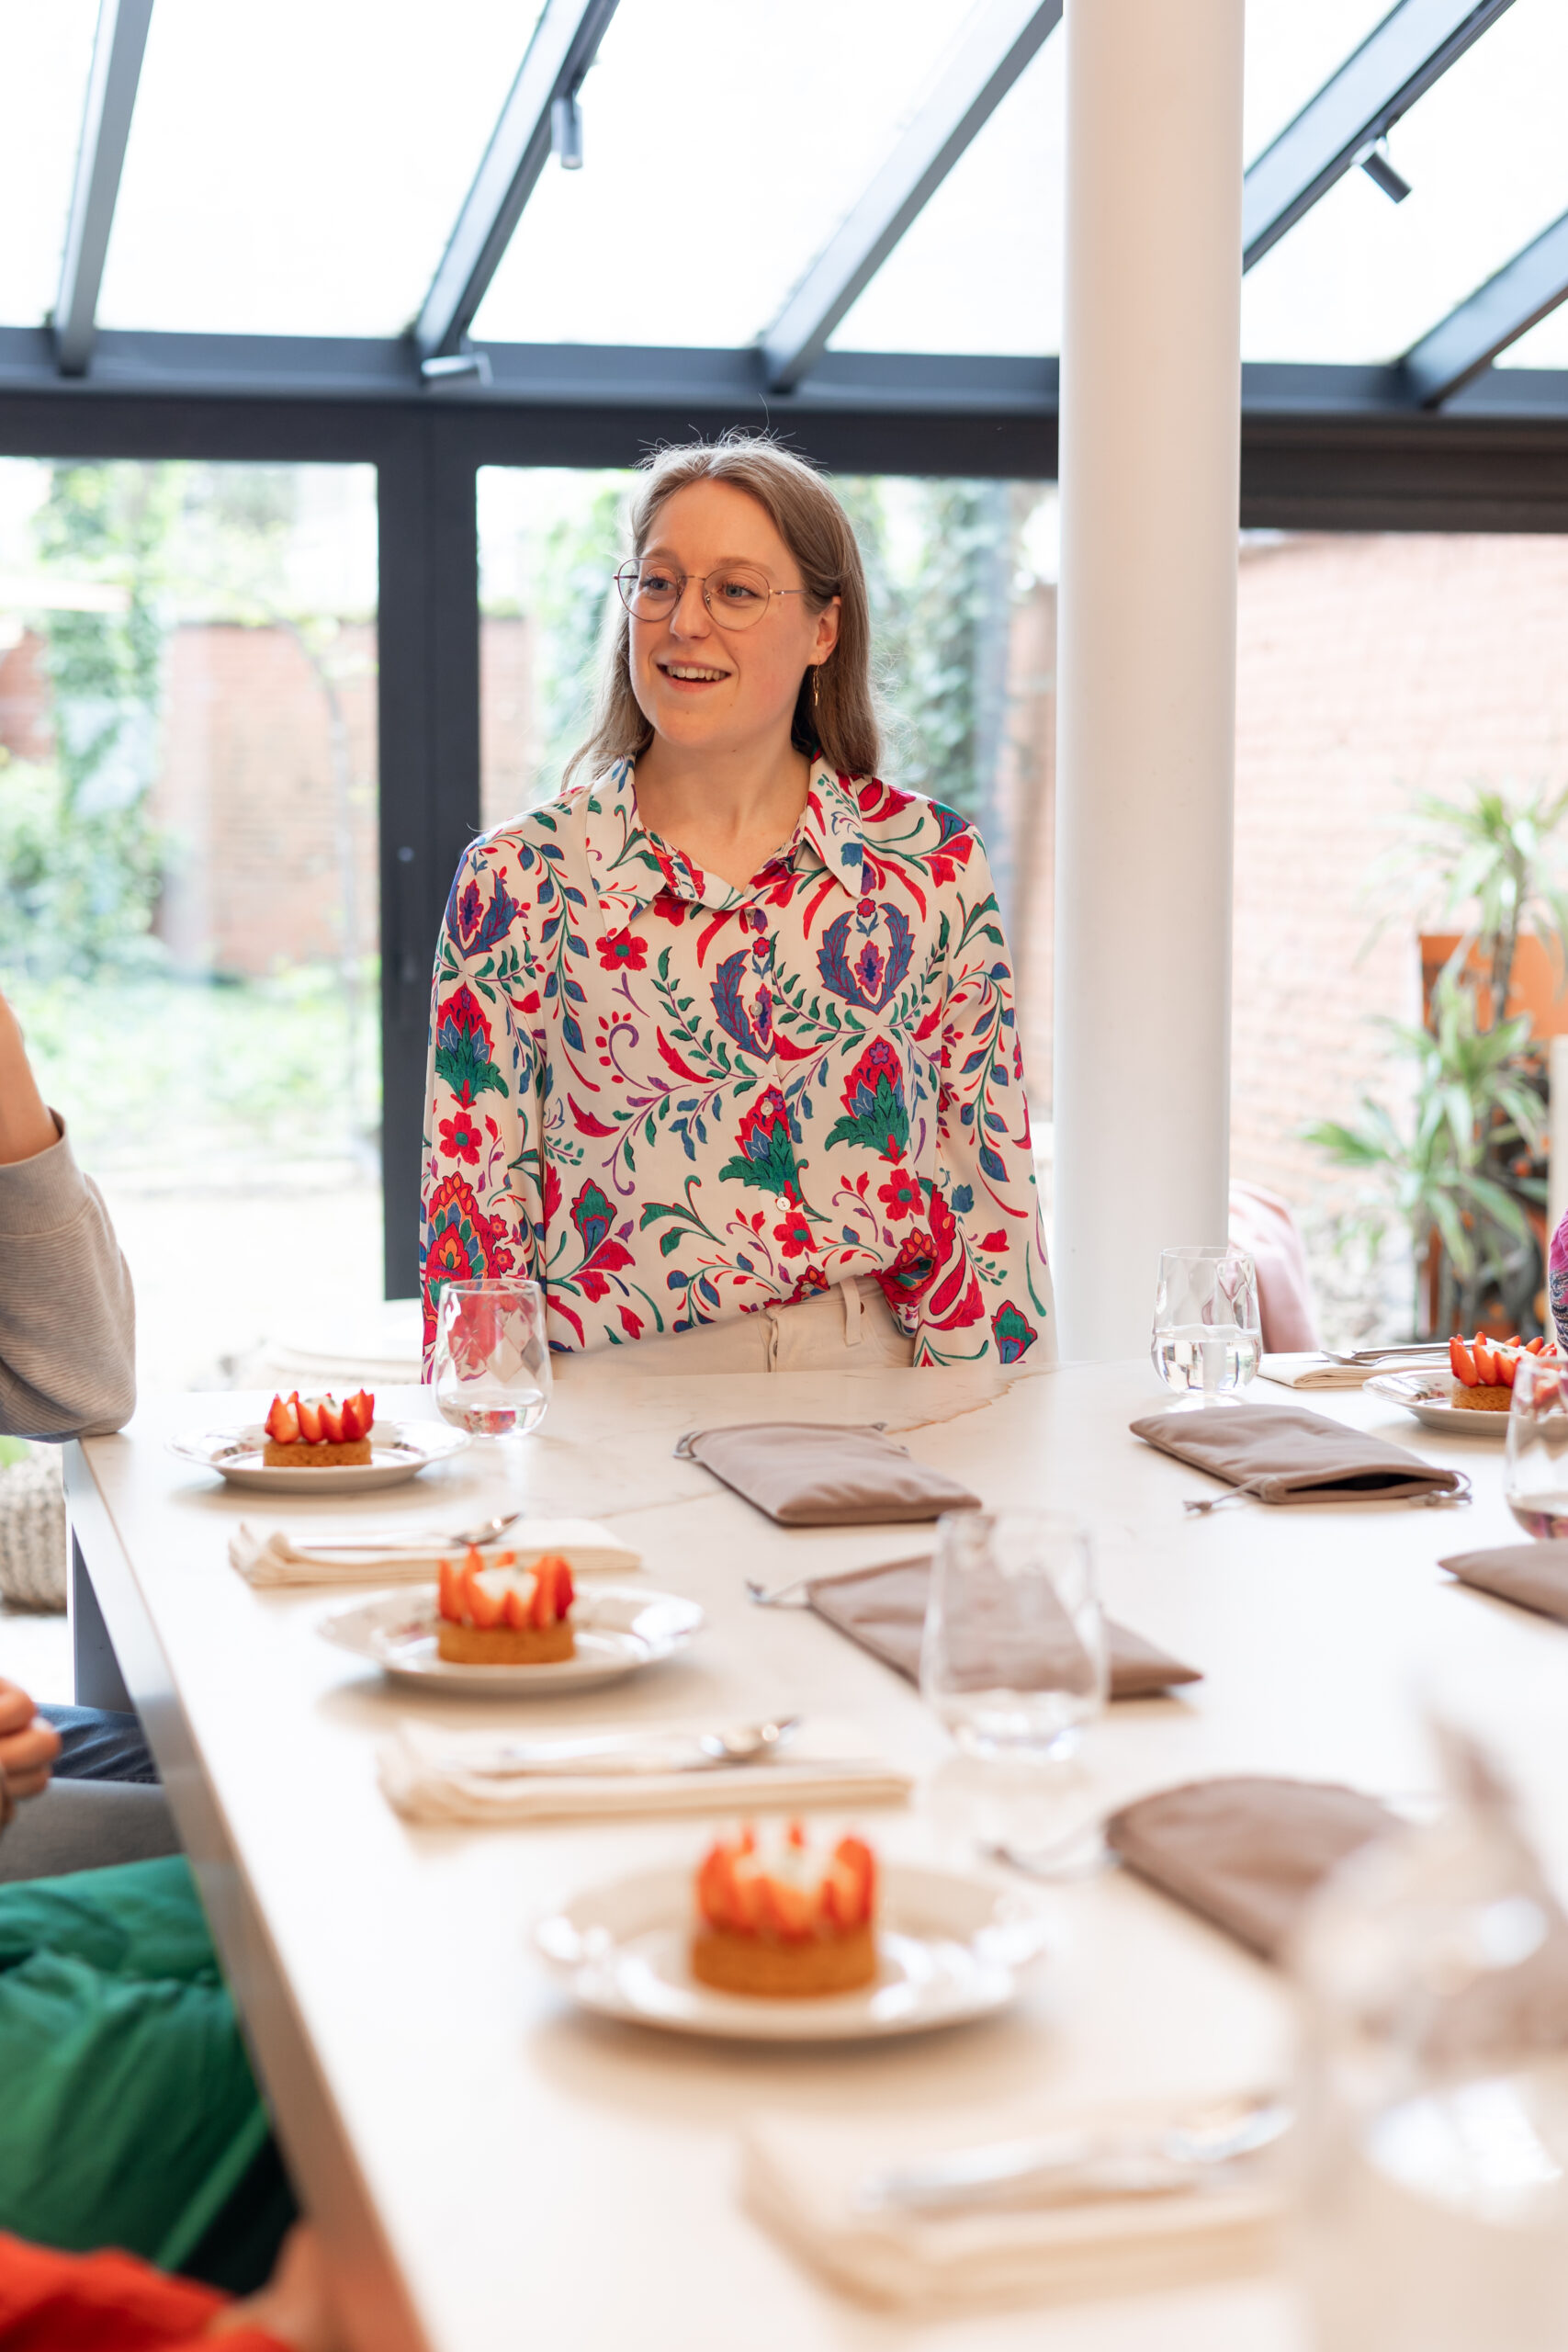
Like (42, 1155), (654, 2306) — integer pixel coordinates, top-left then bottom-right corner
(840, 1277), (864, 1347)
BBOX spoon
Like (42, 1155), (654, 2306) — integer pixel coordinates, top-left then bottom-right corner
(451, 1716), (804, 1779)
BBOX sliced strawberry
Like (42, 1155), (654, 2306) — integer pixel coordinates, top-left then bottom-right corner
(833, 1836), (876, 1927)
(461, 1546), (504, 1627)
(1499, 1352), (1517, 1386)
(1473, 1338), (1500, 1384)
(341, 1389), (375, 1442)
(437, 1557), (465, 1623)
(265, 1393), (299, 1444)
(1450, 1339), (1479, 1386)
(697, 1844), (742, 1933)
(530, 1554), (571, 1627)
(502, 1583), (531, 1630)
(296, 1395), (325, 1443)
(757, 1873), (815, 1941)
(318, 1397), (345, 1443)
(557, 1562), (574, 1616)
(786, 1821), (807, 1849)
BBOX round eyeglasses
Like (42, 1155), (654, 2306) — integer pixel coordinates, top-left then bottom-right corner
(614, 560), (809, 632)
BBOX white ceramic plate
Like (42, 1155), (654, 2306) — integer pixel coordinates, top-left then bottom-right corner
(169, 1418), (468, 1493)
(1366, 1369), (1511, 1439)
(318, 1585), (704, 1694)
(535, 1859), (1052, 2041)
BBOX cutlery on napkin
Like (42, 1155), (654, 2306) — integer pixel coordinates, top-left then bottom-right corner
(741, 2093), (1284, 2312)
(229, 1517), (641, 1587)
(1259, 1350), (1445, 1390)
(376, 1715), (911, 1825)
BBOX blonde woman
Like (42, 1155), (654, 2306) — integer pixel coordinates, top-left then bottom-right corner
(421, 436), (1053, 1372)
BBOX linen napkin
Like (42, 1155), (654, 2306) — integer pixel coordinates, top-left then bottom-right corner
(228, 1517), (641, 1588)
(1130, 1402), (1470, 1510)
(1439, 1540), (1568, 1624)
(377, 1715), (912, 1825)
(674, 1423), (980, 1525)
(1105, 1776), (1397, 1962)
(802, 1557), (1202, 1699)
(741, 2096), (1282, 2312)
(1260, 1353), (1382, 1389)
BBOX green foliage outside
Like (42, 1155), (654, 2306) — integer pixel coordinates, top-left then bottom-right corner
(1308, 782), (1568, 1337)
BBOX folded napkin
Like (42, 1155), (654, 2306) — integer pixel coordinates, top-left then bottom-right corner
(742, 2096), (1281, 2313)
(674, 1423), (980, 1526)
(1439, 1541), (1568, 1624)
(1260, 1353), (1377, 1389)
(802, 1557), (1202, 1699)
(229, 1517), (641, 1588)
(1130, 1402), (1470, 1510)
(377, 1715), (912, 1826)
(1106, 1776), (1397, 1962)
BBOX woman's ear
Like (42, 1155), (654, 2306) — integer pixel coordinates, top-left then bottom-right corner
(812, 596), (841, 662)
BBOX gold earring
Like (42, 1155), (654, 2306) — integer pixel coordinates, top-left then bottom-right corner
(812, 666), (821, 716)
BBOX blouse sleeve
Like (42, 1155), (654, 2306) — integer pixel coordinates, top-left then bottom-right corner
(913, 831), (1055, 1369)
(420, 840), (545, 1368)
(1550, 1210), (1568, 1351)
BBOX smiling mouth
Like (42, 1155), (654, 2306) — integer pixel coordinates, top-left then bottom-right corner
(659, 662), (728, 684)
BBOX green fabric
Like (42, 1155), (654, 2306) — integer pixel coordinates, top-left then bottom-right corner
(0, 1854), (285, 2281)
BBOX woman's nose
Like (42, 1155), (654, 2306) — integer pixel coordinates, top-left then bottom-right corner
(668, 578), (711, 637)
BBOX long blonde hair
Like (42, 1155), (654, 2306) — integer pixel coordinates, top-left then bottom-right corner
(565, 435), (880, 786)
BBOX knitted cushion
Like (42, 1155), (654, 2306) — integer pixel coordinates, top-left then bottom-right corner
(0, 1450), (67, 1612)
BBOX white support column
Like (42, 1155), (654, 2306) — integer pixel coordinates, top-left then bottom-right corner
(1052, 0), (1245, 1361)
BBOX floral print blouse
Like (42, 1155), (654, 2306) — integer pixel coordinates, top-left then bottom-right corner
(421, 757), (1055, 1368)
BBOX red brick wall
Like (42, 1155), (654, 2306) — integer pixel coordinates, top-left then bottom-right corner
(0, 629), (53, 763)
(1230, 532), (1568, 1234)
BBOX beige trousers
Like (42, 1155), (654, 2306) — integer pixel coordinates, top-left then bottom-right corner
(607, 1276), (915, 1374)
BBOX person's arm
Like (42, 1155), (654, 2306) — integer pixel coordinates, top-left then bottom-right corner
(0, 990), (136, 1438)
(421, 838), (545, 1369)
(0, 2222), (336, 2349)
(910, 829), (1056, 1370)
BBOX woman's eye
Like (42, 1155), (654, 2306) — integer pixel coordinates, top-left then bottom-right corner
(639, 571), (678, 598)
(716, 577), (764, 604)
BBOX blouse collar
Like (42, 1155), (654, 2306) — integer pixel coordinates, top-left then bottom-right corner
(583, 755), (867, 925)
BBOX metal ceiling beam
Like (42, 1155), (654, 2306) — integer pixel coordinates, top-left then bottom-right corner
(54, 0), (154, 377)
(761, 0), (1062, 391)
(413, 0), (620, 363)
(1242, 0), (1516, 273)
(1404, 209), (1568, 406)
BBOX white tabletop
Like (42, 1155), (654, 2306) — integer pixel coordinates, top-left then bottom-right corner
(63, 1360), (1568, 2352)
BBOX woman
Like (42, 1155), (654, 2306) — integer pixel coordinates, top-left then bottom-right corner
(422, 436), (1053, 1373)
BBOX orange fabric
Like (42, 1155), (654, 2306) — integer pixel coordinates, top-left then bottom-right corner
(0, 2232), (287, 2351)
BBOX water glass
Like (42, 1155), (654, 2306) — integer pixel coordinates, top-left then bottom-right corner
(1505, 1350), (1568, 1538)
(431, 1282), (553, 1475)
(919, 1509), (1108, 1763)
(1151, 1244), (1261, 1400)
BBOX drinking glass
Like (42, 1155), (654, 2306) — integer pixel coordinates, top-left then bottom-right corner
(1505, 1350), (1568, 1537)
(1151, 1244), (1261, 1400)
(431, 1282), (552, 1495)
(919, 1509), (1108, 1763)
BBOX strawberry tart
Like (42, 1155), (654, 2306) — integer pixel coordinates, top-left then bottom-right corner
(263, 1389), (375, 1466)
(1448, 1332), (1562, 1411)
(436, 1545), (576, 1666)
(692, 1823), (878, 1997)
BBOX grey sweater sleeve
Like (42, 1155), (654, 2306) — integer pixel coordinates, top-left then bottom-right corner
(0, 1118), (137, 1439)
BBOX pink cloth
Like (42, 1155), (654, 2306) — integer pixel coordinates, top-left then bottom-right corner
(1228, 1183), (1320, 1354)
(1550, 1211), (1568, 1352)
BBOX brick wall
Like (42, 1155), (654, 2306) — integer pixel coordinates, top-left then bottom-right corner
(0, 629), (53, 763)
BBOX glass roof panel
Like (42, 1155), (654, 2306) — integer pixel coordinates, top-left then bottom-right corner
(1242, 0), (1568, 365)
(96, 0), (542, 337)
(0, 0), (97, 330)
(472, 0), (978, 348)
(1495, 300), (1568, 370)
(1242, 0), (1396, 166)
(829, 33), (1063, 357)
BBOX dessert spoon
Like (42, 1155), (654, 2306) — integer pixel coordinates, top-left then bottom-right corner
(446, 1716), (804, 1779)
(292, 1510), (525, 1553)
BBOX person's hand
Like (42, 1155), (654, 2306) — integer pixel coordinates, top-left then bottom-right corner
(0, 1678), (60, 1799)
(207, 2225), (346, 2350)
(0, 989), (60, 1168)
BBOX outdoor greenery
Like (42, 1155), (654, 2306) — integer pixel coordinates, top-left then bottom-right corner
(1308, 782), (1567, 1337)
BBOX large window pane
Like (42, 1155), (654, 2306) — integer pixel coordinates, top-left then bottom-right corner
(97, 1), (539, 336)
(476, 464), (1057, 1190)
(0, 0), (96, 329)
(1242, 2), (1568, 365)
(0, 458), (386, 1389)
(472, 0), (980, 349)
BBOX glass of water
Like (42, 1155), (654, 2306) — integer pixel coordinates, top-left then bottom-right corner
(1151, 1244), (1261, 1400)
(920, 1509), (1108, 1763)
(432, 1282), (552, 1493)
(1505, 1350), (1568, 1538)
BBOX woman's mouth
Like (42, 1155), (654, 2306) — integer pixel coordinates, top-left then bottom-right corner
(658, 662), (728, 689)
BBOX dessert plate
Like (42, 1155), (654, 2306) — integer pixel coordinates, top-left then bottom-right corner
(170, 1419), (468, 1493)
(318, 1585), (703, 1694)
(1365, 1370), (1510, 1439)
(535, 1860), (1052, 2041)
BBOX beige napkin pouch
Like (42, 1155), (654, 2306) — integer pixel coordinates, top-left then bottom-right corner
(674, 1423), (981, 1525)
(803, 1556), (1202, 1699)
(1130, 1402), (1471, 1510)
(1440, 1541), (1568, 1623)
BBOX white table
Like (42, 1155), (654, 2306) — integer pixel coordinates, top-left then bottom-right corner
(62, 1361), (1565, 2352)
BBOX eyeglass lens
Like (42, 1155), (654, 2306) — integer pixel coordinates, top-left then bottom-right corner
(616, 562), (773, 630)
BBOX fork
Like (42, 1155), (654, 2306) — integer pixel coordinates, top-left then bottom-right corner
(298, 1510), (524, 1554)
